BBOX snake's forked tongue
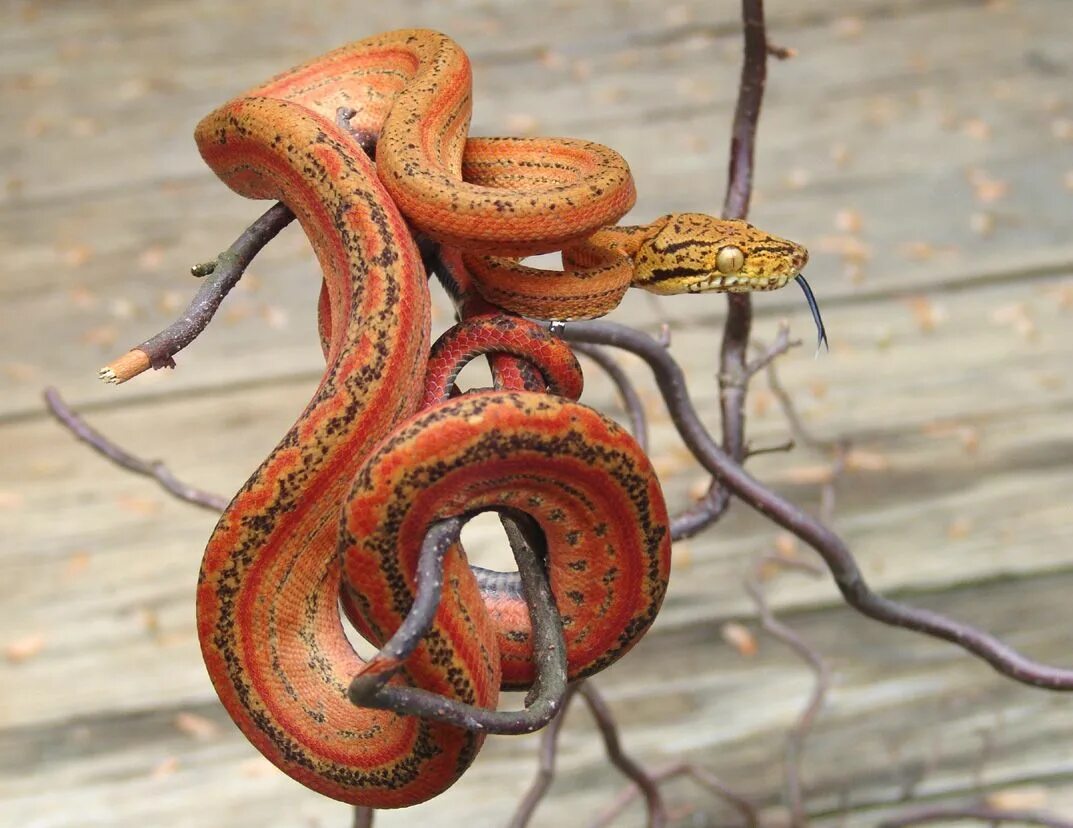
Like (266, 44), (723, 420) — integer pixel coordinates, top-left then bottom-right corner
(794, 273), (828, 352)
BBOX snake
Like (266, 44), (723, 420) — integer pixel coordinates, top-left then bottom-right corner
(191, 29), (810, 808)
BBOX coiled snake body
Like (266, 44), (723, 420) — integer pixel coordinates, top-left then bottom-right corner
(194, 29), (807, 807)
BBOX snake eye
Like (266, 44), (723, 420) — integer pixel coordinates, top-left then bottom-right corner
(715, 245), (744, 274)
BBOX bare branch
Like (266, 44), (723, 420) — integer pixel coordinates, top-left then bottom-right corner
(722, 0), (769, 221)
(99, 201), (295, 384)
(747, 322), (800, 377)
(758, 338), (829, 452)
(562, 319), (1073, 691)
(745, 554), (831, 827)
(43, 386), (228, 511)
(754, 335), (849, 523)
(745, 438), (796, 459)
(879, 805), (1073, 828)
(579, 682), (665, 828)
(670, 485), (733, 541)
(683, 0), (784, 539)
(509, 684), (580, 828)
(593, 762), (758, 828)
(571, 342), (649, 452)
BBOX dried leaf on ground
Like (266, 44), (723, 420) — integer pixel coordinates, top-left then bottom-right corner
(150, 757), (180, 780)
(907, 296), (947, 332)
(175, 712), (220, 740)
(721, 622), (759, 657)
(845, 449), (890, 472)
(5, 633), (46, 664)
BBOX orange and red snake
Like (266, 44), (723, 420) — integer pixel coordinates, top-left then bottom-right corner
(110, 29), (810, 808)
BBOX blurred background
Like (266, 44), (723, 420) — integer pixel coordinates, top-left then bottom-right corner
(3, 0), (1072, 825)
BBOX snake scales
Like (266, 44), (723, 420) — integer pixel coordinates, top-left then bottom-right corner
(128, 29), (810, 808)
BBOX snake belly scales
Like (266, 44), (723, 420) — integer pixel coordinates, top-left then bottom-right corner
(187, 29), (808, 808)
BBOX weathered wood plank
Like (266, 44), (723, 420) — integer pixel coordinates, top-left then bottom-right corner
(4, 0), (1073, 826)
(4, 273), (1070, 728)
(5, 0), (1070, 237)
(3, 0), (1070, 419)
(3, 570), (1072, 826)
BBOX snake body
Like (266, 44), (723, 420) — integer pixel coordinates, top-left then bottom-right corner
(194, 29), (806, 808)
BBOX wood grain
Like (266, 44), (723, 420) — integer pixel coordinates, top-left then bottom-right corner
(3, 0), (1072, 825)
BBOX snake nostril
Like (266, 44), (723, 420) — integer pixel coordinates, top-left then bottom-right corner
(792, 248), (809, 270)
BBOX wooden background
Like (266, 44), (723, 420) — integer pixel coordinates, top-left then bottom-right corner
(3, 0), (1072, 825)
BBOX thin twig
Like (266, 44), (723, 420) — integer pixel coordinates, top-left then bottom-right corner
(756, 337), (850, 523)
(745, 438), (796, 458)
(760, 339), (827, 452)
(351, 806), (374, 828)
(579, 682), (665, 828)
(593, 761), (758, 828)
(99, 202), (295, 384)
(43, 387), (228, 511)
(103, 112), (380, 388)
(879, 805), (1073, 828)
(747, 321), (800, 376)
(562, 319), (1073, 691)
(571, 342), (649, 452)
(509, 684), (581, 828)
(682, 0), (779, 539)
(745, 554), (831, 827)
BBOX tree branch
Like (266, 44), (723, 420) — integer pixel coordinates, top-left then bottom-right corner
(509, 684), (580, 828)
(745, 554), (831, 827)
(99, 202), (295, 384)
(879, 804), (1073, 828)
(43, 387), (228, 511)
(348, 512), (568, 735)
(351, 805), (374, 828)
(562, 320), (1073, 691)
(570, 342), (649, 453)
(579, 682), (665, 828)
(681, 0), (781, 539)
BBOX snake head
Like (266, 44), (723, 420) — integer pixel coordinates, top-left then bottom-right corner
(632, 213), (808, 295)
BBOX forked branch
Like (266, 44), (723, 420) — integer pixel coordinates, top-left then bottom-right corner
(562, 319), (1073, 691)
(52, 4), (1073, 828)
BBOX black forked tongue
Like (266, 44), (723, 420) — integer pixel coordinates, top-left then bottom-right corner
(794, 273), (828, 352)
